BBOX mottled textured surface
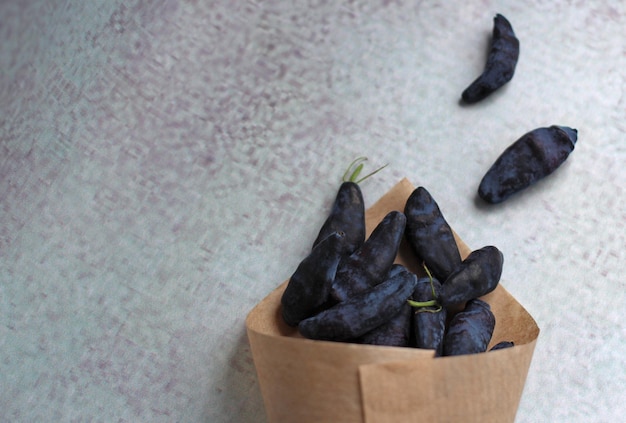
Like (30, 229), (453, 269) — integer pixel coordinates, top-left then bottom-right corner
(0, 1), (624, 421)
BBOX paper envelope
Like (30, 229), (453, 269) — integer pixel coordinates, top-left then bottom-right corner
(246, 178), (539, 423)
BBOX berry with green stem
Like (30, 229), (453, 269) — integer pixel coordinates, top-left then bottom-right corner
(313, 157), (387, 256)
(410, 266), (447, 355)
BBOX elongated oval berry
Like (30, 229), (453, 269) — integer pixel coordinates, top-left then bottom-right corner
(358, 265), (413, 347)
(404, 187), (462, 282)
(313, 181), (365, 255)
(478, 125), (578, 204)
(299, 270), (418, 342)
(359, 302), (412, 347)
(462, 14), (520, 103)
(411, 276), (447, 356)
(442, 299), (495, 356)
(281, 231), (345, 327)
(439, 245), (503, 307)
(330, 211), (406, 302)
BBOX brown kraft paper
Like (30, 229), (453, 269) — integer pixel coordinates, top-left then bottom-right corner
(246, 178), (540, 423)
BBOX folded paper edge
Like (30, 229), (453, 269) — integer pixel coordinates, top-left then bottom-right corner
(358, 336), (538, 423)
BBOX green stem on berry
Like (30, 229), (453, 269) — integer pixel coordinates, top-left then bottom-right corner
(343, 157), (388, 184)
(407, 263), (443, 312)
(422, 263), (437, 299)
(407, 299), (438, 308)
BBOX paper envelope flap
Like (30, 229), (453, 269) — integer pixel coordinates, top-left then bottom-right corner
(359, 338), (537, 423)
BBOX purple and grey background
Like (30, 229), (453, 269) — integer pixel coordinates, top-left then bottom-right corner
(1, 1), (624, 421)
